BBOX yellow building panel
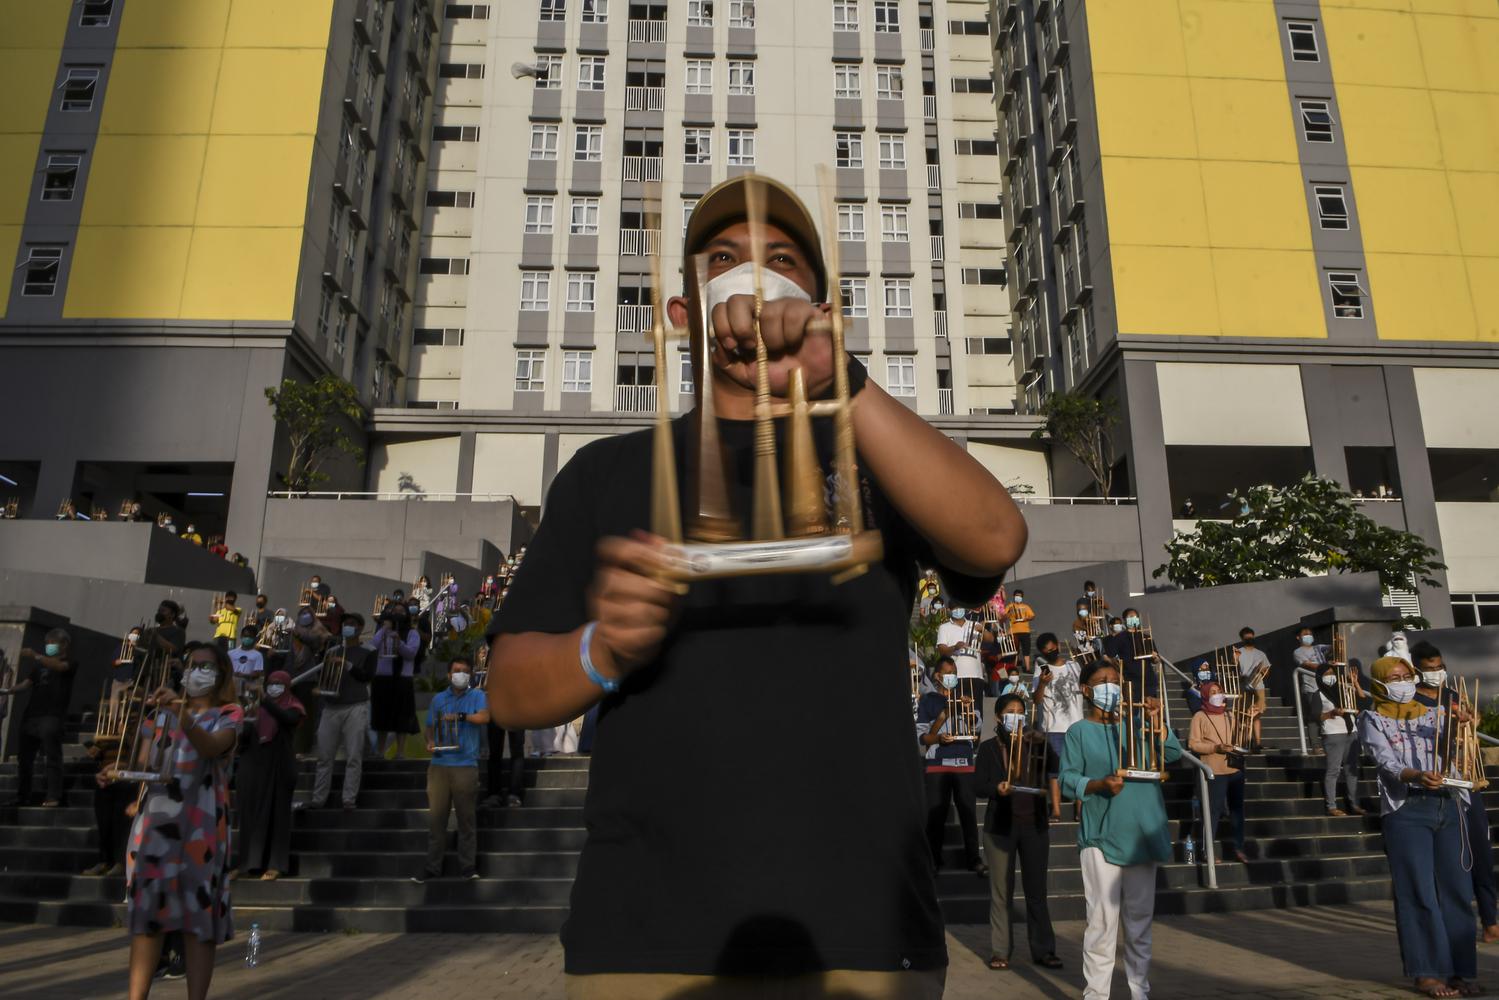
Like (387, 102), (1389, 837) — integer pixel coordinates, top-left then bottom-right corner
(1415, 12), (1496, 93)
(1322, 6), (1428, 88)
(1366, 252), (1477, 340)
(225, 0), (335, 48)
(0, 0), (72, 48)
(1447, 171), (1499, 257)
(80, 135), (207, 227)
(1212, 249), (1327, 339)
(180, 227), (302, 321)
(196, 136), (314, 228)
(1178, 0), (1286, 82)
(1336, 84), (1445, 170)
(211, 49), (327, 135)
(1430, 92), (1499, 172)
(1100, 157), (1209, 247)
(1085, 0), (1187, 77)
(99, 50), (222, 135)
(1467, 259), (1499, 341)
(116, 0), (231, 49)
(1200, 161), (1314, 250)
(1410, 0), (1499, 17)
(1110, 245), (1220, 336)
(1190, 78), (1302, 164)
(0, 52), (66, 135)
(1094, 74), (1198, 159)
(63, 226), (192, 319)
(1350, 166), (1461, 254)
(1321, 0), (1411, 9)
(0, 150), (34, 226)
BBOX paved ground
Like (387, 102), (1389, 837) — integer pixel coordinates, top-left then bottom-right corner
(2, 901), (1496, 998)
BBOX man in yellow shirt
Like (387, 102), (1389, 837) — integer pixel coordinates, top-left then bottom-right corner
(1007, 588), (1036, 671)
(211, 591), (243, 651)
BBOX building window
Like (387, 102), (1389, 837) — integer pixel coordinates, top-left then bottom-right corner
(1314, 184), (1349, 231)
(79, 1), (114, 27)
(885, 355), (916, 397)
(964, 337), (1012, 355)
(834, 64), (861, 100)
(841, 276), (868, 317)
(678, 352), (695, 393)
(529, 123), (559, 159)
(1452, 593), (1499, 627)
(879, 204), (909, 242)
(524, 195), (556, 234)
(687, 0), (714, 25)
(835, 131), (864, 168)
(426, 190), (476, 208)
(414, 327), (466, 346)
(41, 154), (81, 202)
(883, 278), (912, 317)
(581, 0), (608, 22)
(535, 54), (563, 89)
(953, 137), (1000, 156)
(578, 56), (606, 91)
(520, 271), (551, 311)
(433, 124), (481, 142)
(420, 257), (471, 275)
(540, 0), (566, 21)
(837, 203), (865, 241)
(1328, 271), (1366, 319)
(684, 128), (713, 165)
(566, 271), (597, 312)
(563, 350), (593, 392)
(1299, 99), (1335, 143)
(877, 133), (906, 169)
(574, 124), (603, 161)
(873, 0), (899, 32)
(727, 60), (756, 95)
(961, 267), (1006, 286)
(515, 350), (546, 392)
(1287, 20), (1319, 62)
(439, 62), (486, 78)
(726, 129), (756, 165)
(444, 3), (492, 17)
(570, 196), (600, 235)
(59, 67), (100, 112)
(876, 66), (903, 101)
(21, 246), (62, 297)
(833, 0), (859, 31)
(316, 285), (335, 338)
(682, 199), (697, 236)
(728, 0), (754, 28)
(685, 59), (713, 95)
(952, 76), (995, 94)
(958, 201), (1003, 219)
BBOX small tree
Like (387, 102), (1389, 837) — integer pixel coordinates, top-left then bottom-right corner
(1030, 392), (1119, 498)
(265, 375), (365, 492)
(1155, 474), (1446, 626)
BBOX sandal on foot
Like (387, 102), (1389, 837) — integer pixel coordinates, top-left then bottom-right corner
(1484, 925), (1499, 944)
(261, 870), (281, 881)
(1449, 979), (1483, 998)
(1327, 807), (1348, 817)
(1415, 977), (1461, 998)
(988, 956), (1010, 971)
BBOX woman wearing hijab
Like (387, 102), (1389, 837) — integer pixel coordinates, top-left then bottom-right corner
(235, 670), (304, 881)
(1187, 679), (1248, 864)
(1357, 657), (1479, 999)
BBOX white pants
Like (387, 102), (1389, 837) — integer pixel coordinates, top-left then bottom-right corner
(532, 720), (579, 755)
(1079, 847), (1156, 1000)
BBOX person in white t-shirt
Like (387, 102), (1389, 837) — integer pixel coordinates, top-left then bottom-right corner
(1031, 632), (1081, 822)
(936, 607), (984, 682)
(1233, 626), (1272, 753)
(230, 625), (266, 701)
(1313, 658), (1367, 817)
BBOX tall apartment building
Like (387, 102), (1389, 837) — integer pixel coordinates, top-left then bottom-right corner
(0, 0), (439, 562)
(992, 0), (1499, 625)
(377, 0), (1051, 513)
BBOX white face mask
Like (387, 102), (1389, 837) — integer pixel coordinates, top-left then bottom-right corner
(451, 672), (471, 690)
(266, 685), (286, 699)
(1111, 623), (1124, 634)
(274, 615), (286, 626)
(1300, 634), (1315, 646)
(1000, 714), (1024, 734)
(1421, 669), (1447, 688)
(184, 667), (217, 697)
(940, 673), (959, 690)
(1381, 679), (1417, 704)
(1208, 693), (1227, 708)
(1197, 670), (1212, 681)
(1321, 673), (1337, 687)
(703, 260), (814, 316)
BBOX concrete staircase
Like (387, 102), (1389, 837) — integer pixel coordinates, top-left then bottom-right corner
(0, 688), (1490, 932)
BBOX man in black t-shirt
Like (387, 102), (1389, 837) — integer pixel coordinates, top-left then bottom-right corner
(487, 174), (1027, 996)
(1, 628), (77, 807)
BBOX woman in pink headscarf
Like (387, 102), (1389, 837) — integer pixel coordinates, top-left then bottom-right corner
(234, 670), (303, 880)
(1188, 680), (1249, 863)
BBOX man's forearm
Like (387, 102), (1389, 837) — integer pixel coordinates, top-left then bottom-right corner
(852, 383), (1026, 576)
(487, 630), (604, 730)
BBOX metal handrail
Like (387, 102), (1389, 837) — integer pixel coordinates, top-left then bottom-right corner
(266, 491), (517, 502)
(1177, 749), (1219, 890)
(1292, 666), (1317, 757)
(1012, 496), (1138, 506)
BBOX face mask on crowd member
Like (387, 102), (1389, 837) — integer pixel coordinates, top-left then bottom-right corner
(1300, 633), (1315, 646)
(1000, 711), (1024, 734)
(950, 608), (966, 622)
(274, 612), (287, 626)
(450, 666), (472, 691)
(1240, 631), (1257, 647)
(1419, 663), (1447, 688)
(1090, 681), (1121, 713)
(44, 642), (62, 657)
(939, 669), (960, 691)
(1111, 622), (1125, 635)
(1124, 614), (1141, 629)
(240, 634), (255, 649)
(1039, 643), (1060, 663)
(1321, 671), (1337, 687)
(184, 664), (218, 697)
(407, 605), (421, 617)
(1012, 592), (1025, 604)
(342, 624), (358, 640)
(1197, 666), (1213, 682)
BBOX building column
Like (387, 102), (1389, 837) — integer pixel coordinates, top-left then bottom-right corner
(539, 429), (561, 505)
(225, 349), (286, 572)
(1120, 358), (1172, 593)
(1299, 364), (1350, 486)
(30, 454), (78, 519)
(455, 431), (477, 493)
(1383, 366), (1453, 628)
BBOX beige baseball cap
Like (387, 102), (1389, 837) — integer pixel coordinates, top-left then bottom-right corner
(684, 173), (828, 298)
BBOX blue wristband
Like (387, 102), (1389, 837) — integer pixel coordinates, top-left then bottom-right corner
(579, 621), (619, 693)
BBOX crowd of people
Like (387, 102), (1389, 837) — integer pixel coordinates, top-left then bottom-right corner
(910, 579), (1495, 999)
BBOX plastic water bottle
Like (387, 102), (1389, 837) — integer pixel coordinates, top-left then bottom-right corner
(1183, 835), (1196, 865)
(245, 923), (261, 969)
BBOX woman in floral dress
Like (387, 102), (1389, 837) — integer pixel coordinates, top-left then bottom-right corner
(117, 641), (242, 1000)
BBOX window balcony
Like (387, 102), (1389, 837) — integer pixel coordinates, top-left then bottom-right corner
(616, 304), (655, 332)
(930, 235), (945, 262)
(933, 310), (948, 339)
(923, 95), (937, 120)
(619, 228), (661, 256)
(939, 387), (954, 415)
(622, 155), (664, 182)
(927, 164), (941, 191)
(626, 86), (665, 111)
(921, 28), (934, 52)
(614, 384), (659, 413)
(627, 18), (667, 43)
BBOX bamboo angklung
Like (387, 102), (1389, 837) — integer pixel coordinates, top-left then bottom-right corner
(1116, 674), (1167, 781)
(1004, 698), (1047, 795)
(108, 651), (177, 784)
(946, 684), (979, 742)
(317, 645), (347, 698)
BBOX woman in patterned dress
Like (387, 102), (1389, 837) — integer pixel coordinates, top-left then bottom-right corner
(114, 641), (242, 1000)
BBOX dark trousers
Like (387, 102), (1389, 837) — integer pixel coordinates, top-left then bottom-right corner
(93, 782), (134, 865)
(1465, 790), (1498, 928)
(425, 764), (478, 876)
(1384, 794), (1477, 980)
(985, 822), (1056, 961)
(1205, 769), (1246, 852)
(17, 715), (63, 802)
(486, 723), (526, 801)
(924, 770), (979, 868)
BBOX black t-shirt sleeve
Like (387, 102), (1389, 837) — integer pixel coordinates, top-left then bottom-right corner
(866, 472), (1006, 609)
(488, 447), (600, 640)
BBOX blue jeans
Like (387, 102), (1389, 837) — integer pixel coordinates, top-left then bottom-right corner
(1465, 789), (1498, 928)
(1383, 793), (1477, 980)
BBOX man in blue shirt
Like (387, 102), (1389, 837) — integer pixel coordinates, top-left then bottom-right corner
(414, 656), (490, 882)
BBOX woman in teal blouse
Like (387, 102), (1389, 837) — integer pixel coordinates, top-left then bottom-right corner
(1059, 658), (1182, 1000)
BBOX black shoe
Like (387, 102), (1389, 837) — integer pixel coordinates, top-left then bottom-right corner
(971, 860), (990, 878)
(161, 956), (185, 980)
(479, 795), (503, 809)
(410, 870), (440, 884)
(461, 869), (479, 880)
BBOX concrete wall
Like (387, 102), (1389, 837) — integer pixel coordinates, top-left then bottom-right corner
(0, 568), (235, 646)
(1005, 560), (1137, 644)
(1407, 624), (1499, 689)
(1009, 505), (1145, 591)
(417, 551), (484, 605)
(0, 521), (254, 593)
(259, 558), (407, 628)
